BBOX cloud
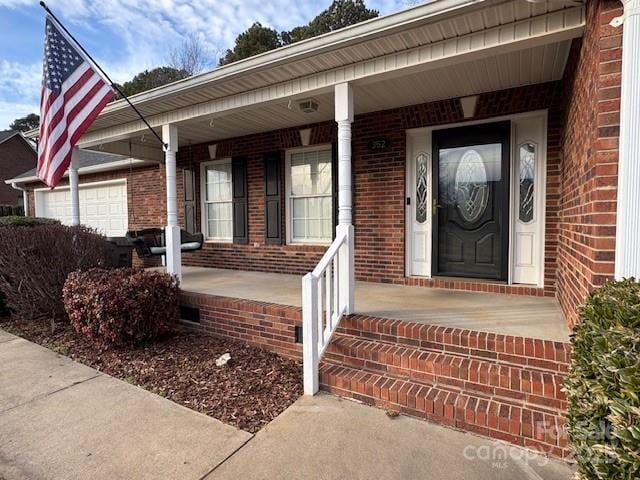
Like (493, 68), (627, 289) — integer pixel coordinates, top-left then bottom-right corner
(0, 60), (40, 128)
(0, 0), (411, 128)
(0, 101), (39, 131)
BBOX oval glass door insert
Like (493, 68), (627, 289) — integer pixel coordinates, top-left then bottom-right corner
(454, 149), (489, 223)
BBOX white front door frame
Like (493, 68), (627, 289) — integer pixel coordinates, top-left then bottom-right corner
(405, 109), (548, 287)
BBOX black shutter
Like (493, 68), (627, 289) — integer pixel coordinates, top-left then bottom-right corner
(332, 142), (338, 240)
(264, 151), (282, 245)
(232, 156), (248, 244)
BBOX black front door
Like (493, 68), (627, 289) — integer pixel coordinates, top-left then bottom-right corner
(432, 121), (510, 280)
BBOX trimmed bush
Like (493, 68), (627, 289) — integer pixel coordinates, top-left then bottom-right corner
(566, 279), (640, 479)
(63, 268), (179, 347)
(0, 216), (60, 227)
(0, 224), (111, 320)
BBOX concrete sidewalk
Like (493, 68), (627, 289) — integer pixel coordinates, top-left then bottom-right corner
(0, 329), (574, 480)
(209, 394), (574, 480)
(0, 330), (252, 480)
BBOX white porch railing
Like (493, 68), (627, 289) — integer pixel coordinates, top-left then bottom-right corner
(302, 229), (348, 395)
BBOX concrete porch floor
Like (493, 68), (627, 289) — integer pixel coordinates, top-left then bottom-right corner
(178, 267), (570, 342)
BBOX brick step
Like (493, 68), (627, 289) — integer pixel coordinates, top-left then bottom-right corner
(337, 315), (572, 373)
(325, 334), (567, 411)
(319, 363), (570, 459)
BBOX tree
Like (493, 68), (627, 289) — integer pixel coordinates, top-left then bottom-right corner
(282, 0), (379, 45)
(168, 34), (212, 76)
(114, 67), (189, 98)
(219, 22), (282, 66)
(9, 113), (39, 132)
(218, 1), (379, 66)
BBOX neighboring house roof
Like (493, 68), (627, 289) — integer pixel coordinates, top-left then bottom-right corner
(4, 150), (151, 185)
(0, 130), (35, 149)
(0, 130), (18, 144)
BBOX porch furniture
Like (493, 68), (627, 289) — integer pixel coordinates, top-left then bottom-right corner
(105, 236), (134, 268)
(125, 228), (204, 258)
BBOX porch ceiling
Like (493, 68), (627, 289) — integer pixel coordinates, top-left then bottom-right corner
(86, 0), (581, 132)
(90, 37), (571, 159)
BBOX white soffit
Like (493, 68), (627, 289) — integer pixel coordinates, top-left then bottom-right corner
(353, 41), (572, 114)
(79, 3), (584, 147)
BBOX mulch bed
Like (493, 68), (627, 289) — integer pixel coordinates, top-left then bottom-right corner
(0, 317), (302, 433)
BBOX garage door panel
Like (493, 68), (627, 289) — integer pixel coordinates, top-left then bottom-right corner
(38, 181), (128, 237)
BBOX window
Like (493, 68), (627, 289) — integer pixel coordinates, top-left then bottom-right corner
(287, 146), (333, 244)
(519, 142), (536, 223)
(201, 160), (233, 241)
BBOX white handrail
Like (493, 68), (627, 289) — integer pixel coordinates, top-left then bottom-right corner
(302, 230), (350, 395)
(311, 230), (346, 277)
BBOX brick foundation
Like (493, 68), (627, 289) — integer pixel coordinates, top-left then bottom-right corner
(179, 291), (302, 360)
(179, 289), (571, 457)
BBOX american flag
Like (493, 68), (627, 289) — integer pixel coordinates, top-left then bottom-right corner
(37, 15), (114, 188)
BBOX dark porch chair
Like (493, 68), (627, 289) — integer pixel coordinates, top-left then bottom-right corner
(125, 228), (204, 258)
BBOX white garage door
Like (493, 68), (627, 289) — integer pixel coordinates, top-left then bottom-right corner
(36, 181), (128, 237)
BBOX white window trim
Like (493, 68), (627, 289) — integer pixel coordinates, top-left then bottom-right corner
(285, 144), (333, 246)
(200, 158), (233, 243)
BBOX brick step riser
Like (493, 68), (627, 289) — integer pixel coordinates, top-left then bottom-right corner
(319, 364), (570, 459)
(338, 315), (572, 373)
(325, 340), (567, 411)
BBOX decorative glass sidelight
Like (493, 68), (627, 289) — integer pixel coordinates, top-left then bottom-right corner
(519, 142), (536, 223)
(454, 149), (489, 223)
(416, 152), (429, 224)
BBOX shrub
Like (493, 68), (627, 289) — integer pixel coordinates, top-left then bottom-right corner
(566, 279), (640, 479)
(0, 290), (8, 317)
(63, 268), (179, 347)
(0, 224), (111, 321)
(0, 216), (60, 227)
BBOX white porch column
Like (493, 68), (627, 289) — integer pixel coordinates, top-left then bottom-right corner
(335, 82), (355, 313)
(162, 124), (182, 282)
(69, 148), (81, 226)
(615, 0), (640, 279)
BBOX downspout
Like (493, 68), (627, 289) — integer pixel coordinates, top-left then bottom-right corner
(10, 183), (29, 217)
(613, 0), (640, 279)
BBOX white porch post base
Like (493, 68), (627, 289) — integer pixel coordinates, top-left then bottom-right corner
(165, 225), (181, 278)
(302, 272), (319, 395)
(163, 124), (181, 282)
(69, 148), (80, 226)
(337, 224), (354, 314)
(615, 0), (640, 279)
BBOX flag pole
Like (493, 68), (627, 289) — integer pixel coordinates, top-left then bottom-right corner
(39, 1), (168, 150)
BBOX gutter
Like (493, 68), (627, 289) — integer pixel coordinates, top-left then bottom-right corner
(10, 183), (28, 216)
(4, 158), (154, 185)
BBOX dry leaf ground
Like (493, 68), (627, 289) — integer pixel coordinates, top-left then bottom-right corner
(0, 317), (302, 433)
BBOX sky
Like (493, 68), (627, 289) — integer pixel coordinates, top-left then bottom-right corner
(0, 0), (415, 129)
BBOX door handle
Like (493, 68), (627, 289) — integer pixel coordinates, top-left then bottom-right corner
(432, 199), (442, 215)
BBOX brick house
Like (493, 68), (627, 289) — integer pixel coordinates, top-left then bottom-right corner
(0, 131), (36, 207)
(7, 0), (640, 457)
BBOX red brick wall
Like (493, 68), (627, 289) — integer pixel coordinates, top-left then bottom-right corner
(177, 82), (562, 289)
(0, 135), (36, 205)
(557, 0), (622, 327)
(180, 291), (302, 360)
(21, 83), (564, 295)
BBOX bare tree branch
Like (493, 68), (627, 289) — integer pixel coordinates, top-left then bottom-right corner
(168, 34), (212, 76)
